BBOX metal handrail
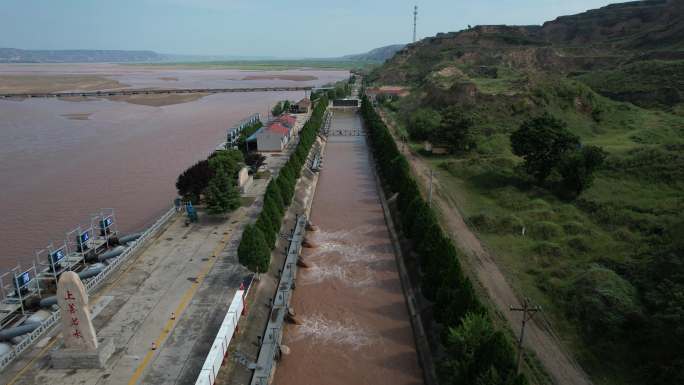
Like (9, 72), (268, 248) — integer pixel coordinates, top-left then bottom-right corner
(0, 205), (178, 371)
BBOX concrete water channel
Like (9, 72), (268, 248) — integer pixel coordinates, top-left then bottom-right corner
(273, 110), (423, 385)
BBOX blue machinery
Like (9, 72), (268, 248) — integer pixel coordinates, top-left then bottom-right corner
(186, 202), (198, 225)
(0, 208), (130, 336)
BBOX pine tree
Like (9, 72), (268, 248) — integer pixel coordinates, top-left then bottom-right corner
(205, 164), (241, 215)
(238, 225), (271, 272)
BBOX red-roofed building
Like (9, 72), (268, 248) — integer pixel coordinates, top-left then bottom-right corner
(267, 122), (290, 136)
(253, 119), (295, 152)
(276, 114), (297, 129)
(293, 98), (311, 113)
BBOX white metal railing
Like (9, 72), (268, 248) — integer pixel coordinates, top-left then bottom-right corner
(0, 205), (178, 372)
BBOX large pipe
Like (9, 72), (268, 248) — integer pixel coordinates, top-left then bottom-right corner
(98, 246), (125, 262)
(0, 322), (40, 341)
(118, 233), (142, 244)
(38, 264), (106, 308)
(39, 296), (57, 308)
(78, 264), (104, 279)
(26, 310), (51, 324)
(0, 342), (11, 356)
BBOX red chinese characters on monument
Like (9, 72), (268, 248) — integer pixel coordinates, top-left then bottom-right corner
(64, 290), (82, 339)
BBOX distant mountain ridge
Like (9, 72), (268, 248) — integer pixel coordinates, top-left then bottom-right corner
(341, 44), (406, 62)
(0, 46), (405, 64)
(0, 48), (165, 63)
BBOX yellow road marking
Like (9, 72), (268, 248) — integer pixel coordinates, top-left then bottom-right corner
(5, 219), (178, 385)
(127, 230), (231, 385)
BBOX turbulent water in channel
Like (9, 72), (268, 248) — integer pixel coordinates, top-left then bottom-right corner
(0, 65), (348, 269)
(275, 110), (422, 385)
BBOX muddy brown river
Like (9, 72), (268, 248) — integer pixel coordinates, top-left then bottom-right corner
(0, 65), (348, 270)
(275, 110), (423, 385)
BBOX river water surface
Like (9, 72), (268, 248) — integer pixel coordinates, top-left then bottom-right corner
(0, 65), (348, 269)
(275, 110), (423, 385)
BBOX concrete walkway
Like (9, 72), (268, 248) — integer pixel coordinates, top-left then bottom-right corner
(0, 113), (308, 385)
(1, 200), (257, 385)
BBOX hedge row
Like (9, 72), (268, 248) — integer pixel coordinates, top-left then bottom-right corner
(238, 95), (329, 272)
(360, 95), (528, 385)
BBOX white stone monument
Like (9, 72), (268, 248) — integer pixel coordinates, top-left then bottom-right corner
(51, 272), (114, 369)
(238, 166), (253, 193)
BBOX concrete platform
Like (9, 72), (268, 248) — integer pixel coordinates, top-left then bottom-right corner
(0, 160), (294, 385)
(50, 338), (115, 369)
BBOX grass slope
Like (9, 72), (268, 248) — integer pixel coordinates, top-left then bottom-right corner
(378, 73), (684, 384)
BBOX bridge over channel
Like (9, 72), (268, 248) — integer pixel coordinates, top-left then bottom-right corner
(327, 127), (365, 136)
(0, 86), (314, 99)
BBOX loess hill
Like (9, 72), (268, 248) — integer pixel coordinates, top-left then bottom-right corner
(367, 1), (684, 385)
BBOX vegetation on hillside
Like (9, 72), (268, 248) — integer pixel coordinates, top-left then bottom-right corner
(366, 1), (684, 383)
(361, 96), (527, 385)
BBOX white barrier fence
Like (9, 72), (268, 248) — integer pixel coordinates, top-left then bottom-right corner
(194, 289), (246, 385)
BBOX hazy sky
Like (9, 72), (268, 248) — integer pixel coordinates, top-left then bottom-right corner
(1, 0), (616, 57)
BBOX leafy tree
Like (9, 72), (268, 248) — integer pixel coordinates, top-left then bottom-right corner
(272, 102), (283, 117)
(176, 159), (212, 203)
(204, 164), (241, 215)
(237, 225), (271, 272)
(433, 107), (476, 153)
(558, 145), (607, 197)
(511, 114), (579, 183)
(209, 149), (244, 178)
(282, 100), (291, 113)
(409, 108), (442, 141)
(245, 152), (266, 172)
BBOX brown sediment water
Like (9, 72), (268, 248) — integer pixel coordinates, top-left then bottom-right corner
(0, 65), (349, 270)
(275, 110), (423, 385)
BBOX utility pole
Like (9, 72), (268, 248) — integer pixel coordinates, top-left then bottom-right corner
(510, 298), (542, 373)
(413, 5), (418, 43)
(428, 169), (434, 207)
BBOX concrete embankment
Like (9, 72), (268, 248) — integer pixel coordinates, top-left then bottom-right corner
(215, 134), (328, 385)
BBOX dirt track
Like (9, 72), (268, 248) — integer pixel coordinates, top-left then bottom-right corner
(378, 110), (593, 385)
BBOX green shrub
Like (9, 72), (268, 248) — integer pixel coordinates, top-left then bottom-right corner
(533, 241), (563, 257)
(566, 265), (642, 339)
(562, 221), (586, 235)
(499, 214), (524, 234)
(469, 213), (498, 232)
(523, 208), (555, 221)
(567, 236), (591, 253)
(530, 221), (563, 240)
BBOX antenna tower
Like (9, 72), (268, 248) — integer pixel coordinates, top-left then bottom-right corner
(413, 5), (418, 43)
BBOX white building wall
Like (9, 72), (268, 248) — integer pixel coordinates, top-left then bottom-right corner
(256, 132), (285, 152)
